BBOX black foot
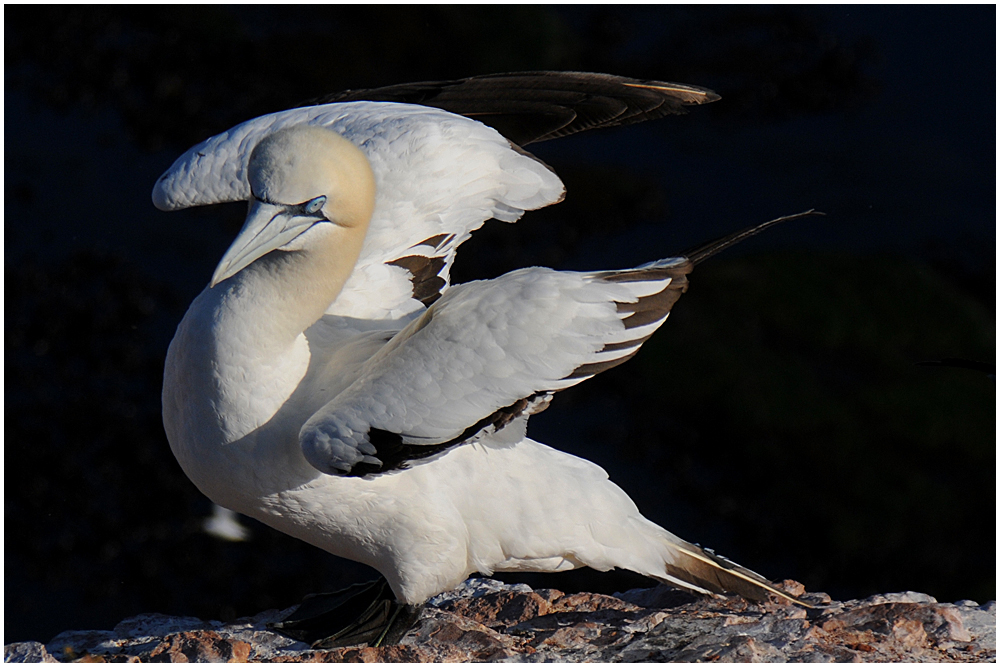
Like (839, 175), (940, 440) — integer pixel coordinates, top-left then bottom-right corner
(270, 578), (423, 648)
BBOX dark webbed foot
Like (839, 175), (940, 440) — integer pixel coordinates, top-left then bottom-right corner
(270, 578), (423, 648)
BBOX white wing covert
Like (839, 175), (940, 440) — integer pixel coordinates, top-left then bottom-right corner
(152, 102), (565, 321)
(300, 258), (693, 477)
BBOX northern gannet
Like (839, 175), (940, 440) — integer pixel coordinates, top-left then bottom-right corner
(155, 72), (808, 646)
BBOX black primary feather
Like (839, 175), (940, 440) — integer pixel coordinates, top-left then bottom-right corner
(306, 71), (719, 146)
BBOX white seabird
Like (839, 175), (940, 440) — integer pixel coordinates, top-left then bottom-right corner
(155, 72), (806, 646)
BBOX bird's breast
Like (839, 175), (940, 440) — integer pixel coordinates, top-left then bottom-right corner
(162, 285), (319, 504)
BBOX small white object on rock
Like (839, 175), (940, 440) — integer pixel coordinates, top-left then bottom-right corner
(203, 504), (250, 542)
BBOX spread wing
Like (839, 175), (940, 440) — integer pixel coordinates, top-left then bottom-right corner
(153, 101), (565, 321)
(152, 72), (718, 323)
(299, 258), (692, 477)
(308, 70), (719, 146)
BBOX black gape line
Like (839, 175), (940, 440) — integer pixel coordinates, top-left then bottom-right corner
(249, 191), (330, 220)
(270, 577), (423, 648)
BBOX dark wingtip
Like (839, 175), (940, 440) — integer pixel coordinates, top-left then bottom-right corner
(685, 210), (826, 265)
(620, 79), (720, 105)
(306, 71), (720, 145)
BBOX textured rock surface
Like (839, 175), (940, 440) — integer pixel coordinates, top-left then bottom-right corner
(6, 579), (995, 663)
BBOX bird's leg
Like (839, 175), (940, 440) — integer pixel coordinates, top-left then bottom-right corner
(270, 577), (423, 648)
(368, 601), (424, 648)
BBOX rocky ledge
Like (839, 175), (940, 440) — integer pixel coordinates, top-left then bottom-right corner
(6, 579), (995, 663)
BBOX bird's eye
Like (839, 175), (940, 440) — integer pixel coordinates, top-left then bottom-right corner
(303, 196), (327, 215)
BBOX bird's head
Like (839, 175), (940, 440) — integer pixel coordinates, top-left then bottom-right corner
(211, 125), (376, 287)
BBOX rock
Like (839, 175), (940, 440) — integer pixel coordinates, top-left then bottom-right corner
(113, 613), (210, 639)
(425, 577), (533, 606)
(5, 579), (995, 662)
(145, 631), (251, 663)
(45, 631), (119, 662)
(437, 590), (554, 627)
(4, 642), (59, 663)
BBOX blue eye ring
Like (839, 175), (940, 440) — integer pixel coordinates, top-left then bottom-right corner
(303, 196), (327, 215)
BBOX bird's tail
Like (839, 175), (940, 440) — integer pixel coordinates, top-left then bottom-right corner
(651, 531), (810, 607)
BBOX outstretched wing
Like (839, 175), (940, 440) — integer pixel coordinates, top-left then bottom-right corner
(308, 71), (719, 146)
(153, 101), (565, 321)
(152, 72), (718, 322)
(299, 258), (692, 477)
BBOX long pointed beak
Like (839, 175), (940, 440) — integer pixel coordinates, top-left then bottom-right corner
(210, 200), (316, 287)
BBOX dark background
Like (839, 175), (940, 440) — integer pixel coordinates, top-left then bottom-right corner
(6, 6), (994, 644)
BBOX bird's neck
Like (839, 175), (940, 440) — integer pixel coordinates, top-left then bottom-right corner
(214, 226), (364, 352)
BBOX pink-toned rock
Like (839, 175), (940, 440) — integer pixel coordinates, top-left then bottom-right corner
(437, 590), (553, 627)
(146, 630), (251, 663)
(893, 618), (929, 648)
(531, 588), (565, 605)
(777, 578), (807, 597)
(4, 578), (994, 662)
(551, 591), (640, 613)
(928, 605), (974, 643)
(398, 607), (527, 661)
(270, 645), (433, 663)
